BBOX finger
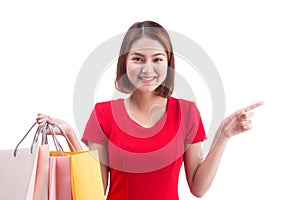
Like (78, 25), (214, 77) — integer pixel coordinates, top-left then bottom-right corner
(37, 119), (47, 125)
(240, 124), (252, 131)
(239, 112), (254, 119)
(226, 109), (244, 122)
(37, 117), (54, 125)
(36, 114), (47, 121)
(37, 113), (48, 118)
(243, 101), (264, 112)
(240, 119), (252, 126)
(37, 121), (46, 127)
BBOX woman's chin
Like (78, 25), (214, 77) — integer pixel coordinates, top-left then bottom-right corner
(134, 85), (160, 94)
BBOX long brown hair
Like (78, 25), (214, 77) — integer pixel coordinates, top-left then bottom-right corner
(115, 21), (175, 98)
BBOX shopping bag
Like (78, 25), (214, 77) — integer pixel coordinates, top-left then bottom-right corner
(34, 122), (67, 200)
(47, 123), (73, 200)
(0, 122), (40, 200)
(33, 124), (50, 200)
(48, 154), (72, 200)
(70, 150), (105, 200)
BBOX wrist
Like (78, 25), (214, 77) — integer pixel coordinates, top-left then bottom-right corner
(219, 131), (231, 142)
(64, 125), (74, 137)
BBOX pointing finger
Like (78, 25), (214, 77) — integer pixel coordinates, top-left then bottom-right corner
(243, 101), (264, 112)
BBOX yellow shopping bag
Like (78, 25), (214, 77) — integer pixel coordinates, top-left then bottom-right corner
(63, 150), (105, 200)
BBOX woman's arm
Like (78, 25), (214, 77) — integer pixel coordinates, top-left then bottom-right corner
(184, 133), (228, 197)
(88, 141), (109, 195)
(184, 102), (263, 198)
(64, 126), (84, 151)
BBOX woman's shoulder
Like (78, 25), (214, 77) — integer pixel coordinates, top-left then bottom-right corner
(170, 96), (197, 108)
(94, 98), (124, 111)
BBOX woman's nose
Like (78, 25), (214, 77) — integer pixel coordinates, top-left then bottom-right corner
(141, 63), (154, 74)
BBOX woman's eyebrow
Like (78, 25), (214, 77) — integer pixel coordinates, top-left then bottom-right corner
(129, 52), (145, 57)
(129, 52), (166, 57)
(152, 53), (166, 57)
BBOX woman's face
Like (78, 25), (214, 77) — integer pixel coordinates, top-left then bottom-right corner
(126, 37), (168, 93)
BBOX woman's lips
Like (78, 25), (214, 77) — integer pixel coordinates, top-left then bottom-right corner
(139, 76), (157, 83)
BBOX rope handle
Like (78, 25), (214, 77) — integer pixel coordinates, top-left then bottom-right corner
(14, 121), (76, 157)
(14, 122), (39, 157)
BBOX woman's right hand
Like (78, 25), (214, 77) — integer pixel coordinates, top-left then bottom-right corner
(36, 113), (84, 151)
(36, 113), (72, 136)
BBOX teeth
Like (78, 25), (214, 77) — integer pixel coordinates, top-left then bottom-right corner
(140, 77), (154, 80)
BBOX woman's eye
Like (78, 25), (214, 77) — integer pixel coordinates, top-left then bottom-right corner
(154, 58), (163, 62)
(133, 57), (143, 62)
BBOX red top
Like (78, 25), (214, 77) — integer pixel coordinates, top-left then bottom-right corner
(82, 97), (206, 200)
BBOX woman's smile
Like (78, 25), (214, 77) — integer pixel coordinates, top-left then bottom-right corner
(138, 75), (157, 83)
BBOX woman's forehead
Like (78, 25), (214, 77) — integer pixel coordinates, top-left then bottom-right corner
(130, 37), (165, 51)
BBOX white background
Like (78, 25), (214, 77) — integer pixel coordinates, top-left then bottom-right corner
(1, 0), (299, 199)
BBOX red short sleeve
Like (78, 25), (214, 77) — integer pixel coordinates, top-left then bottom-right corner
(81, 104), (107, 146)
(185, 102), (207, 144)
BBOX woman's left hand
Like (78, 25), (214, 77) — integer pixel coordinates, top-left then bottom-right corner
(221, 101), (264, 139)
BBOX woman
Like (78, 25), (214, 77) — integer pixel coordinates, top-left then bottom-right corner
(37, 21), (263, 199)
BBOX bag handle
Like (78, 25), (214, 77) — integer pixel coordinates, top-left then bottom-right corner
(37, 122), (76, 153)
(52, 122), (76, 152)
(44, 123), (76, 155)
(47, 123), (64, 156)
(14, 122), (40, 157)
(14, 121), (76, 157)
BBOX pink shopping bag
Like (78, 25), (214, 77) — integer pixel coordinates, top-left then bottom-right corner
(47, 123), (74, 200)
(48, 153), (72, 200)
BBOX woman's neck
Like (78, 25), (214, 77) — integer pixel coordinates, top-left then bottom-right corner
(129, 91), (167, 113)
(126, 91), (168, 128)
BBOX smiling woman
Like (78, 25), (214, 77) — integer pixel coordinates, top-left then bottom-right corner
(115, 21), (175, 97)
(36, 21), (263, 200)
